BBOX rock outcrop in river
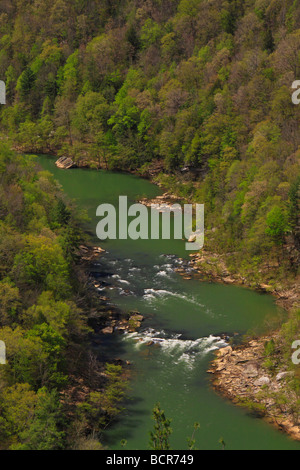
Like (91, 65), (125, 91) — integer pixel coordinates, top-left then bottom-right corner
(55, 156), (76, 169)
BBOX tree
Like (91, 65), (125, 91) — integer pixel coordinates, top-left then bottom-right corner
(219, 437), (226, 450)
(12, 234), (70, 298)
(265, 206), (289, 245)
(12, 388), (66, 450)
(77, 363), (128, 435)
(17, 67), (36, 98)
(54, 97), (75, 146)
(50, 198), (71, 228)
(288, 176), (300, 242)
(149, 403), (172, 451)
(71, 91), (110, 139)
(187, 422), (200, 450)
(0, 384), (38, 445)
(0, 280), (20, 326)
(91, 130), (114, 169)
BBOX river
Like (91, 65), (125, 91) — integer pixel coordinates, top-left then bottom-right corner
(36, 155), (300, 450)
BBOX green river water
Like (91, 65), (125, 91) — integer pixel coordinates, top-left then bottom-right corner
(37, 155), (300, 450)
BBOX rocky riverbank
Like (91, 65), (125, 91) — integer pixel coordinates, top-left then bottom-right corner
(208, 338), (300, 441)
(29, 153), (299, 308)
(178, 250), (300, 312)
(137, 192), (299, 312)
(35, 156), (300, 442)
(170, 248), (300, 442)
(139, 192), (183, 207)
(78, 244), (145, 336)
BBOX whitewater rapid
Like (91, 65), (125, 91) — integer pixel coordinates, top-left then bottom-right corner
(123, 328), (227, 369)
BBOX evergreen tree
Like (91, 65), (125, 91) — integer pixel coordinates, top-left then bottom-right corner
(149, 403), (172, 451)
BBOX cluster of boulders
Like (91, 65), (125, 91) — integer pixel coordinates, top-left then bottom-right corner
(78, 244), (145, 336)
(78, 245), (105, 262)
(101, 314), (144, 335)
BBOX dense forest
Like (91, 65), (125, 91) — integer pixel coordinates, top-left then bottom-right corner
(0, 145), (127, 449)
(0, 0), (299, 286)
(0, 0), (299, 450)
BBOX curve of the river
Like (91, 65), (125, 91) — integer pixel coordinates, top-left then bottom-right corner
(37, 155), (300, 450)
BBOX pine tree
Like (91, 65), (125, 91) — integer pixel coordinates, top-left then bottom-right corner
(149, 403), (172, 451)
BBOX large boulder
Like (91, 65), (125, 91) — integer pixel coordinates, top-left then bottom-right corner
(55, 156), (76, 169)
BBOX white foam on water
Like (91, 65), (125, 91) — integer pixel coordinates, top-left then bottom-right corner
(155, 264), (175, 277)
(128, 267), (141, 273)
(115, 289), (135, 296)
(161, 264), (174, 270)
(143, 293), (156, 301)
(124, 329), (227, 369)
(108, 260), (118, 265)
(111, 274), (131, 286)
(156, 270), (169, 277)
(143, 288), (204, 308)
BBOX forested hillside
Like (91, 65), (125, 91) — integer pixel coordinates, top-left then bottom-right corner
(0, 0), (299, 285)
(0, 145), (127, 450)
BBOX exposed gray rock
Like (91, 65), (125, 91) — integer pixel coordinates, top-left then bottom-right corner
(254, 376), (270, 387)
(276, 371), (290, 382)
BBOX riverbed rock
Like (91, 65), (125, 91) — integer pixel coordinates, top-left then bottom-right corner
(140, 192), (182, 209)
(209, 332), (300, 442)
(79, 245), (105, 263)
(101, 326), (114, 335)
(276, 371), (290, 382)
(215, 364), (226, 372)
(254, 376), (271, 387)
(93, 246), (105, 254)
(217, 346), (232, 358)
(55, 156), (76, 169)
(130, 314), (144, 322)
(116, 325), (127, 331)
(224, 276), (235, 284)
(259, 284), (273, 291)
(188, 232), (200, 243)
(243, 361), (259, 378)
